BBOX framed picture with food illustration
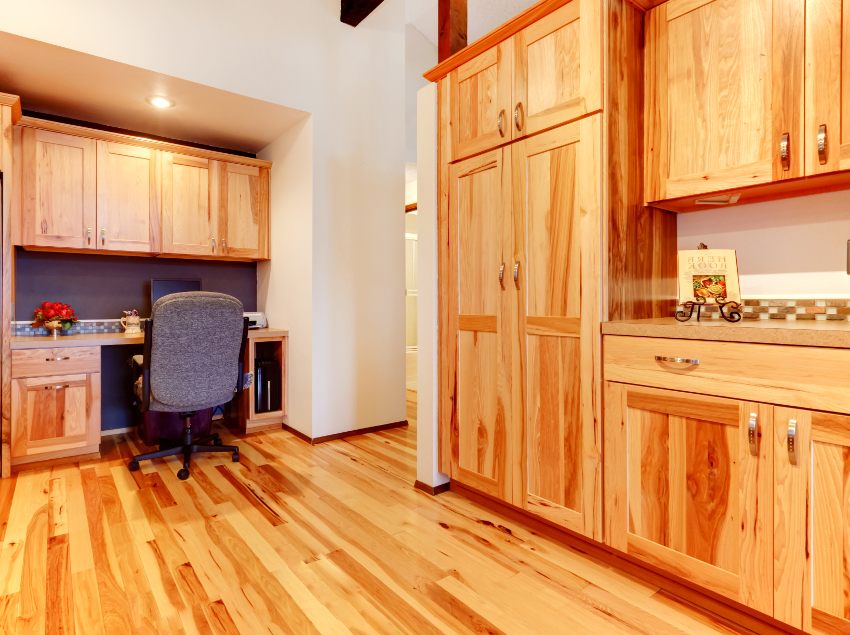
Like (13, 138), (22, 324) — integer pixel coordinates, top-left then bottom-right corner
(677, 247), (741, 305)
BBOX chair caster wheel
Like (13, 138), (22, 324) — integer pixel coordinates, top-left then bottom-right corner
(232, 452), (240, 463)
(177, 468), (190, 480)
(213, 438), (223, 446)
(128, 460), (140, 472)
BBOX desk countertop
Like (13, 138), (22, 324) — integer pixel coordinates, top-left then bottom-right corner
(10, 327), (288, 350)
(602, 318), (850, 349)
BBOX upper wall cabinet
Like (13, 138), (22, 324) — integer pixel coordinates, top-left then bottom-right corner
(16, 120), (272, 261)
(216, 161), (269, 260)
(21, 128), (97, 249)
(161, 152), (215, 257)
(97, 141), (160, 253)
(449, 0), (602, 162)
(513, 0), (602, 138)
(644, 0), (804, 202)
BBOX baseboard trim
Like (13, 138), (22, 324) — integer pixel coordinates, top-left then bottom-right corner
(283, 420), (409, 445)
(101, 426), (133, 437)
(451, 482), (798, 635)
(414, 480), (451, 495)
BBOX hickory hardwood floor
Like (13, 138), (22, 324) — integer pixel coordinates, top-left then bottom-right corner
(0, 397), (749, 634)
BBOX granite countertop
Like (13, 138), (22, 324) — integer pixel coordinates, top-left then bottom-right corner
(11, 327), (289, 350)
(602, 317), (850, 349)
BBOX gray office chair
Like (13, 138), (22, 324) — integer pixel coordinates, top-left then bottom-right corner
(128, 291), (248, 480)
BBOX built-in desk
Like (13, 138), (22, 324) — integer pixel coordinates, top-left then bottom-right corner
(8, 327), (288, 468)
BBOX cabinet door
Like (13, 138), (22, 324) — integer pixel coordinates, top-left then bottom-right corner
(161, 152), (215, 256)
(513, 0), (602, 138)
(21, 128), (97, 249)
(97, 141), (160, 253)
(446, 148), (514, 501)
(513, 117), (602, 538)
(605, 384), (773, 614)
(216, 162), (269, 259)
(644, 0), (804, 201)
(805, 0), (850, 174)
(774, 408), (850, 633)
(11, 373), (100, 464)
(450, 40), (513, 161)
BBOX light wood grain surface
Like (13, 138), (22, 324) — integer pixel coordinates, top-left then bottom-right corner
(0, 405), (754, 634)
(603, 317), (850, 349)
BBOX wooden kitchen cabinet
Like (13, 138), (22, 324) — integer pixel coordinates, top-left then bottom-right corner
(605, 383), (774, 615)
(450, 40), (513, 162)
(216, 161), (269, 260)
(513, 117), (601, 538)
(161, 152), (215, 256)
(513, 0), (602, 138)
(97, 141), (160, 253)
(20, 128), (97, 249)
(445, 147), (514, 501)
(644, 0), (804, 201)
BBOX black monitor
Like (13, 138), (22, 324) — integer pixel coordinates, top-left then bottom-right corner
(150, 278), (202, 311)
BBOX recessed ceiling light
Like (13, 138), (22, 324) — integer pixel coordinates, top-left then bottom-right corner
(147, 95), (174, 109)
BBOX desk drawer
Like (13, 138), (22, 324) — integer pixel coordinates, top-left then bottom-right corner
(12, 346), (100, 378)
(603, 335), (850, 414)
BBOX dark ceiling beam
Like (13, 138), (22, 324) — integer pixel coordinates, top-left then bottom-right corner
(340, 0), (386, 27)
(438, 0), (467, 62)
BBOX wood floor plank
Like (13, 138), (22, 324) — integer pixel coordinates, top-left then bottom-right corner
(0, 408), (754, 634)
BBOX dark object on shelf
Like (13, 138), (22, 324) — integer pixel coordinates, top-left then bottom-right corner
(675, 296), (742, 323)
(255, 357), (282, 413)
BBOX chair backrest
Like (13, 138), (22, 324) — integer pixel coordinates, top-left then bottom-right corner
(148, 291), (245, 411)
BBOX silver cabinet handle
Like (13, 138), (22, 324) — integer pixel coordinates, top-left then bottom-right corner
(779, 132), (790, 171)
(654, 355), (700, 366)
(44, 384), (71, 391)
(221, 238), (226, 250)
(748, 412), (759, 456)
(498, 262), (506, 289)
(787, 418), (798, 465)
(817, 124), (828, 164)
(497, 110), (506, 137)
(514, 102), (524, 132)
(512, 261), (520, 289)
(100, 227), (106, 246)
(45, 356), (71, 362)
(211, 237), (216, 252)
(86, 227), (92, 245)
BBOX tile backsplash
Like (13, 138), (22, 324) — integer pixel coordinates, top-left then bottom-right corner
(684, 299), (850, 321)
(13, 318), (127, 336)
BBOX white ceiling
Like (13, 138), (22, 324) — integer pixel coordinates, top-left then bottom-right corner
(0, 31), (306, 154)
(406, 0), (538, 46)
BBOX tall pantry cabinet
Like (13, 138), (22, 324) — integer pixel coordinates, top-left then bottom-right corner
(431, 0), (676, 541)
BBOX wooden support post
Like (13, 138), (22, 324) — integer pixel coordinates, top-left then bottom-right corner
(438, 0), (467, 62)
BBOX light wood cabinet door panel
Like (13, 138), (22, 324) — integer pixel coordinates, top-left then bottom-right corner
(161, 152), (214, 256)
(217, 161), (269, 259)
(21, 128), (96, 249)
(805, 0), (850, 174)
(774, 408), (850, 633)
(513, 0), (602, 138)
(97, 141), (160, 253)
(447, 148), (513, 501)
(513, 118), (602, 538)
(450, 41), (513, 161)
(605, 384), (773, 614)
(11, 373), (100, 465)
(644, 0), (804, 201)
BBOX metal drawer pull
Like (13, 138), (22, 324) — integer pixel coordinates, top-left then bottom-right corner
(498, 262), (506, 289)
(514, 102), (524, 132)
(817, 124), (828, 164)
(748, 412), (759, 456)
(44, 384), (71, 391)
(787, 418), (798, 465)
(779, 132), (790, 171)
(100, 227), (106, 246)
(46, 356), (71, 362)
(497, 110), (506, 137)
(86, 227), (93, 244)
(654, 355), (700, 366)
(513, 261), (520, 289)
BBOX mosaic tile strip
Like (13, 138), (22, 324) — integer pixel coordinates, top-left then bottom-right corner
(679, 299), (850, 321)
(12, 319), (138, 336)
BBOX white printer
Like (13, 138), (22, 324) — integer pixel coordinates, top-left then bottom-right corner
(243, 312), (268, 329)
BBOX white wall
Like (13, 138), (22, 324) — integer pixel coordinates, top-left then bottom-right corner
(405, 24), (437, 164)
(3, 0), (407, 438)
(678, 190), (850, 298)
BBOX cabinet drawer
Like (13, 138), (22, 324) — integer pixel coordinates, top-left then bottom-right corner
(603, 335), (850, 414)
(12, 346), (100, 378)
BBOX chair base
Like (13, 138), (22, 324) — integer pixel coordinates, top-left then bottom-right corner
(128, 415), (239, 480)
